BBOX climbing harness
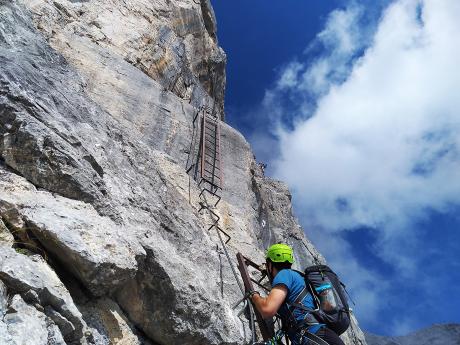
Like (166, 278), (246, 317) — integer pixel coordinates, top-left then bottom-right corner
(252, 329), (285, 345)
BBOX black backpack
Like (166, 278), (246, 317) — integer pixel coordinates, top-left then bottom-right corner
(304, 265), (351, 335)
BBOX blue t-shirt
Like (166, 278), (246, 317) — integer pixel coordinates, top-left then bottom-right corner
(272, 269), (323, 340)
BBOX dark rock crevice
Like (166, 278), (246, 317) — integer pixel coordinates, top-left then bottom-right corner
(199, 0), (217, 41)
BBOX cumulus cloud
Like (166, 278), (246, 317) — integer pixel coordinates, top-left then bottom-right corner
(275, 4), (368, 101)
(250, 3), (372, 163)
(256, 0), (460, 330)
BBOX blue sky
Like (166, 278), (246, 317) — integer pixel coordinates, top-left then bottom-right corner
(212, 0), (460, 337)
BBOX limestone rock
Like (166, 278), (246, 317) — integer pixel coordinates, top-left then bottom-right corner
(0, 320), (16, 345)
(251, 163), (326, 270)
(0, 167), (141, 296)
(0, 245), (86, 342)
(22, 0), (226, 117)
(47, 322), (67, 345)
(0, 280), (7, 316)
(0, 0), (368, 344)
(80, 297), (156, 345)
(0, 3), (242, 343)
(0, 219), (14, 246)
(4, 294), (49, 345)
(37, 33), (197, 166)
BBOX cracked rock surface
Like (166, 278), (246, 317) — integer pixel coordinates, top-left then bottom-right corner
(0, 0), (367, 344)
(22, 0), (226, 117)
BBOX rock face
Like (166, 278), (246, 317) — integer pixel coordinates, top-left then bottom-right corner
(22, 0), (226, 118)
(0, 0), (367, 344)
(365, 324), (460, 345)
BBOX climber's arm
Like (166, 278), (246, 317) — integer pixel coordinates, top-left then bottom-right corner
(250, 285), (287, 318)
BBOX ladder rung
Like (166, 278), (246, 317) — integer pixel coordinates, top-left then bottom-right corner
(204, 169), (221, 177)
(204, 150), (217, 158)
(205, 123), (217, 130)
(203, 164), (221, 173)
(203, 163), (221, 172)
(205, 134), (216, 143)
(203, 163), (220, 171)
(202, 164), (221, 173)
(204, 160), (218, 168)
(205, 155), (220, 165)
(205, 130), (217, 137)
(205, 128), (216, 136)
(204, 160), (220, 169)
(203, 175), (221, 183)
(204, 129), (217, 137)
(204, 162), (220, 170)
(205, 136), (217, 144)
(204, 116), (218, 125)
(202, 175), (221, 184)
(205, 141), (217, 149)
(204, 147), (217, 155)
(204, 128), (217, 135)
(204, 147), (217, 156)
(204, 142), (217, 151)
(201, 180), (221, 189)
(204, 154), (220, 162)
(204, 155), (218, 163)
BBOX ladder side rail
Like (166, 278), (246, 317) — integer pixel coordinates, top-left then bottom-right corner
(200, 113), (207, 181)
(236, 253), (274, 341)
(217, 119), (223, 187)
(193, 112), (203, 181)
(210, 120), (218, 188)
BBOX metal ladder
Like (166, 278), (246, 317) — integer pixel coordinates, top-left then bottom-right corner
(186, 106), (230, 243)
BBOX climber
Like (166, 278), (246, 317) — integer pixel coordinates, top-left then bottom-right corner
(248, 243), (345, 345)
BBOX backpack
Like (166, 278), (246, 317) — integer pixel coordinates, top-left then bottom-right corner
(304, 265), (351, 335)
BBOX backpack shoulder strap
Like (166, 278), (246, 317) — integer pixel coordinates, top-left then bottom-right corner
(287, 287), (315, 313)
(286, 284), (320, 314)
(290, 270), (321, 310)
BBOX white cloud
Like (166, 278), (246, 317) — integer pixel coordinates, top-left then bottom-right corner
(250, 4), (370, 163)
(258, 0), (460, 328)
(276, 61), (303, 90)
(303, 4), (364, 96)
(276, 4), (366, 99)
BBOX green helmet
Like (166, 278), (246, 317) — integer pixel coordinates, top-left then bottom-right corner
(266, 243), (294, 264)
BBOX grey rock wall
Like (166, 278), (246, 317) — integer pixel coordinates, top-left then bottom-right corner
(0, 0), (367, 344)
(21, 0), (226, 118)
